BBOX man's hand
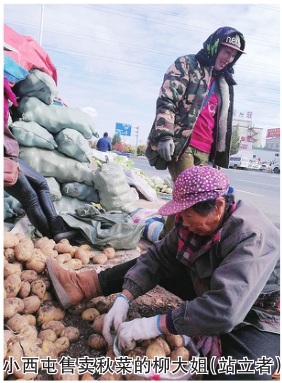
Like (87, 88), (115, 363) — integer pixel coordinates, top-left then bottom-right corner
(157, 137), (175, 161)
(102, 294), (130, 346)
(117, 315), (163, 350)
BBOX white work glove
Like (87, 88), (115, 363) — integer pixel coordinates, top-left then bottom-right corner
(117, 315), (163, 350)
(102, 294), (130, 346)
(157, 137), (175, 161)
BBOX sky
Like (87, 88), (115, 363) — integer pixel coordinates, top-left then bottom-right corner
(3, 2), (280, 148)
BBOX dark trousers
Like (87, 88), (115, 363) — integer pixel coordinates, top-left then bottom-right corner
(98, 259), (280, 380)
(4, 158), (57, 237)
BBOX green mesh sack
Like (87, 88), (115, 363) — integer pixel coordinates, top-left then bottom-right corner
(17, 96), (94, 138)
(13, 68), (58, 105)
(19, 146), (94, 186)
(55, 128), (92, 163)
(10, 120), (57, 150)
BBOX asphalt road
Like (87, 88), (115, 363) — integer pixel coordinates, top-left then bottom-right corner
(133, 158), (280, 229)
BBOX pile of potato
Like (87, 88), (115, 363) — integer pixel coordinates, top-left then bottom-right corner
(3, 230), (116, 380)
(3, 231), (194, 381)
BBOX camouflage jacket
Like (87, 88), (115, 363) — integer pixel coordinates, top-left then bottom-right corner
(147, 27), (246, 169)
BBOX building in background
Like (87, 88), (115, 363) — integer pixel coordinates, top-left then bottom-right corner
(265, 128), (280, 151)
(233, 118), (263, 149)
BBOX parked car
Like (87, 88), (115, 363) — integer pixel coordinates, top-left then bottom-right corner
(228, 155), (249, 169)
(270, 162), (280, 174)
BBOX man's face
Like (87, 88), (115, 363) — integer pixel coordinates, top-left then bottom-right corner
(214, 46), (237, 71)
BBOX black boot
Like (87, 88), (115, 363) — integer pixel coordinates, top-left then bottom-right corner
(51, 216), (79, 243)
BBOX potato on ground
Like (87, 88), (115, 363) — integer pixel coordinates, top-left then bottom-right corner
(18, 324), (38, 342)
(4, 247), (16, 262)
(103, 246), (116, 259)
(38, 328), (57, 342)
(4, 262), (22, 278)
(4, 273), (22, 298)
(146, 341), (166, 359)
(88, 333), (107, 350)
(41, 339), (58, 358)
(64, 258), (83, 270)
(54, 242), (74, 254)
(42, 320), (65, 336)
(165, 333), (185, 348)
(31, 279), (47, 299)
(81, 307), (100, 322)
(91, 253), (107, 265)
(4, 297), (24, 318)
(37, 301), (65, 325)
(155, 335), (171, 356)
(20, 269), (38, 283)
(14, 237), (34, 262)
(18, 280), (31, 298)
(6, 313), (30, 332)
(4, 231), (19, 248)
(92, 313), (106, 334)
(61, 326), (80, 343)
(25, 248), (46, 273)
(75, 247), (90, 265)
(23, 295), (41, 314)
(54, 336), (70, 354)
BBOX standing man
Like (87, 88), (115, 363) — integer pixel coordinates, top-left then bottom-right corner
(146, 26), (246, 237)
(97, 132), (112, 152)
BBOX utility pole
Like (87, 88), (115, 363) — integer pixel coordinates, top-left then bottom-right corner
(39, 4), (44, 46)
(132, 126), (139, 157)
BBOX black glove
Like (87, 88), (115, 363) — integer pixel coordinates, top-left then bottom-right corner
(157, 137), (175, 162)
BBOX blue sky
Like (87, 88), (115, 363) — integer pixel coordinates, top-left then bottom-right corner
(3, 2), (280, 147)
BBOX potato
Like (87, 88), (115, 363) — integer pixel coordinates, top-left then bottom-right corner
(18, 325), (38, 342)
(14, 237), (34, 261)
(64, 258), (83, 270)
(41, 339), (58, 358)
(54, 336), (70, 354)
(25, 249), (46, 273)
(146, 341), (166, 359)
(80, 244), (92, 251)
(75, 247), (90, 265)
(4, 262), (22, 278)
(6, 313), (30, 332)
(165, 333), (185, 348)
(92, 253), (108, 265)
(4, 329), (16, 345)
(170, 346), (190, 361)
(126, 346), (146, 359)
(20, 269), (38, 283)
(4, 273), (22, 298)
(103, 247), (116, 259)
(42, 291), (54, 302)
(31, 279), (47, 299)
(18, 280), (31, 298)
(4, 247), (16, 262)
(4, 231), (19, 248)
(81, 308), (100, 322)
(54, 242), (74, 254)
(23, 295), (41, 314)
(38, 328), (57, 342)
(41, 247), (58, 258)
(5, 338), (23, 369)
(42, 320), (65, 336)
(4, 297), (24, 318)
(88, 334), (107, 350)
(56, 253), (71, 264)
(23, 314), (37, 326)
(37, 301), (66, 325)
(92, 313), (106, 334)
(86, 298), (109, 313)
(155, 336), (171, 356)
(34, 236), (55, 250)
(61, 326), (80, 343)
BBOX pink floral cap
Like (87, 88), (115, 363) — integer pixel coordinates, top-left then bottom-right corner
(159, 166), (229, 216)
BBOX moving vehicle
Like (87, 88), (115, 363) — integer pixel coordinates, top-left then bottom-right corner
(270, 162), (280, 174)
(228, 155), (249, 169)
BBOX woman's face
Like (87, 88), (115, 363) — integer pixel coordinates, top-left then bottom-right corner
(214, 46), (237, 71)
(180, 198), (225, 236)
